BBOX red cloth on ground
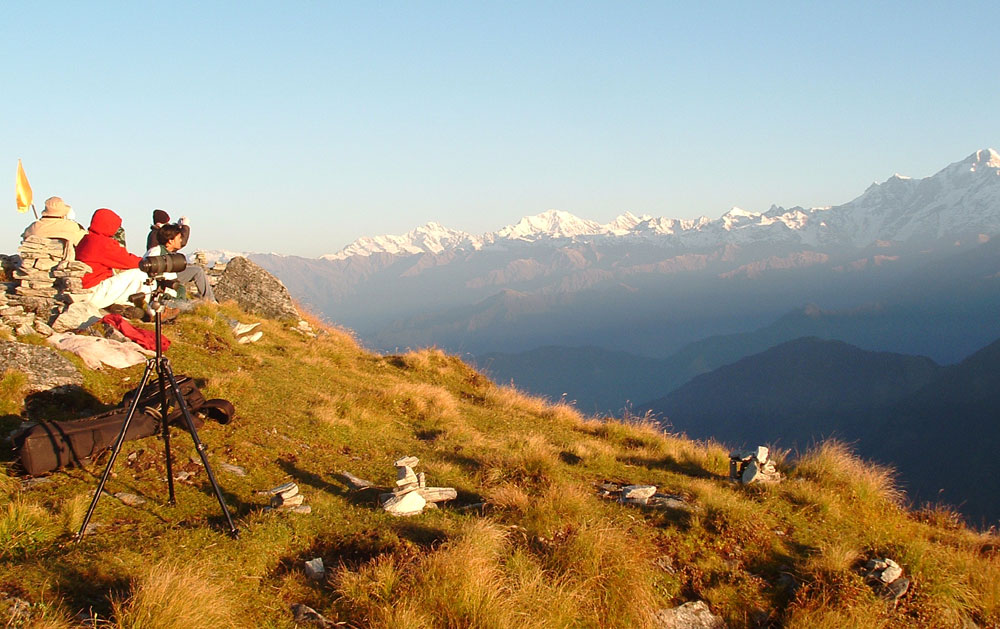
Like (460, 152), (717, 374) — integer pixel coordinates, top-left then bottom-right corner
(101, 314), (171, 352)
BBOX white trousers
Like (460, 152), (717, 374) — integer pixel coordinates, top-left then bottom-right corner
(86, 268), (152, 309)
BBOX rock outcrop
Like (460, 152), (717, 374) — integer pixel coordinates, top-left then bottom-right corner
(212, 256), (299, 321)
(0, 340), (83, 392)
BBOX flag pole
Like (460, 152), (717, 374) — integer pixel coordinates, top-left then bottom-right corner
(31, 203), (38, 220)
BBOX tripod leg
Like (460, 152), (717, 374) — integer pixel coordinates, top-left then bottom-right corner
(157, 366), (176, 505)
(76, 359), (157, 542)
(160, 360), (240, 538)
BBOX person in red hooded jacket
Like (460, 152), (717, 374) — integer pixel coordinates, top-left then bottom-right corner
(75, 208), (153, 309)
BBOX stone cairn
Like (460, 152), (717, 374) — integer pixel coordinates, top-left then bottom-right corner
(193, 251), (225, 295)
(379, 456), (457, 516)
(258, 481), (312, 514)
(0, 237), (93, 337)
(864, 557), (910, 605)
(729, 446), (781, 485)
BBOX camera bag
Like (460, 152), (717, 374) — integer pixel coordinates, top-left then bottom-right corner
(14, 375), (221, 476)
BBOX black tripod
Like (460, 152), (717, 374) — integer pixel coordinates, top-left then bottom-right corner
(76, 285), (239, 541)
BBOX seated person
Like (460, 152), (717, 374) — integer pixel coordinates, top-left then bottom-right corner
(144, 223), (216, 302)
(75, 208), (152, 309)
(147, 209), (189, 251)
(21, 197), (87, 256)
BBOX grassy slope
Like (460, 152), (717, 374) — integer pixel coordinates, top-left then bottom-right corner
(0, 303), (997, 628)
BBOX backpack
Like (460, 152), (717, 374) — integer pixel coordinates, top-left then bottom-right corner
(13, 375), (234, 476)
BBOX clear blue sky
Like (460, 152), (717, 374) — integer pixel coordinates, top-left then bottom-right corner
(2, 2), (998, 257)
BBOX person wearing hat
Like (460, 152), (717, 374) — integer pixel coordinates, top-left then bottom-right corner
(146, 209), (190, 251)
(21, 196), (87, 248)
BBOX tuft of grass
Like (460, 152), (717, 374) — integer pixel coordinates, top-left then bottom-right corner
(0, 498), (56, 560)
(792, 440), (903, 509)
(385, 382), (460, 423)
(111, 561), (241, 629)
(0, 368), (28, 415)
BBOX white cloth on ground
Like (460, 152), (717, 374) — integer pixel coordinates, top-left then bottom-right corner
(47, 332), (153, 369)
(85, 268), (152, 309)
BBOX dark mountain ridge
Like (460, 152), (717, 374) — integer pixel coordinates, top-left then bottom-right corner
(640, 335), (1000, 525)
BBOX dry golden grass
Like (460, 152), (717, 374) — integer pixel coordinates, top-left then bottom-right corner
(793, 440), (903, 509)
(111, 561), (241, 629)
(385, 382), (460, 422)
(4, 305), (1000, 628)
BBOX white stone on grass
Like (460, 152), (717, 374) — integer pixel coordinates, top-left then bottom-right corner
(621, 485), (657, 503)
(382, 490), (426, 516)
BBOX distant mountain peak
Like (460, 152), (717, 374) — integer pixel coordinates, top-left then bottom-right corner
(968, 148), (1000, 170)
(322, 149), (1000, 259)
(495, 210), (605, 241)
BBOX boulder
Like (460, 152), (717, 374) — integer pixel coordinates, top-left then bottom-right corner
(0, 340), (83, 392)
(51, 302), (103, 333)
(213, 257), (299, 320)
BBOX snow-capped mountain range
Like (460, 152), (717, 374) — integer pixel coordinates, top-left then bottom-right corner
(322, 149), (1000, 260)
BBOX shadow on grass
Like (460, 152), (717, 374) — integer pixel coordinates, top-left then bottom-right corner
(25, 385), (112, 421)
(40, 562), (131, 621)
(617, 453), (716, 479)
(275, 519), (452, 581)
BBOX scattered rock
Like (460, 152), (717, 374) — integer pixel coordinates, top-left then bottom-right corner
(256, 481), (297, 496)
(883, 576), (910, 603)
(114, 492), (146, 507)
(271, 493), (305, 508)
(621, 484), (657, 504)
(0, 339), (83, 392)
(291, 603), (332, 627)
(51, 301), (103, 333)
(219, 463), (247, 477)
(20, 477), (52, 490)
(654, 600), (726, 629)
(288, 504), (312, 515)
(304, 557), (325, 581)
(338, 470), (373, 490)
(646, 494), (690, 510)
(213, 257), (299, 320)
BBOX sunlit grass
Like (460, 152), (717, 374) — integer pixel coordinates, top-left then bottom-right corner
(0, 306), (997, 628)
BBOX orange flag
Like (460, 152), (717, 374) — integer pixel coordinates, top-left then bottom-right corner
(15, 159), (32, 214)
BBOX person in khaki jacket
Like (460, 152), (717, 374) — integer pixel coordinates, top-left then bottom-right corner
(21, 197), (87, 257)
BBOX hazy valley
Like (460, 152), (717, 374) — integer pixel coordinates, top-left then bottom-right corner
(247, 148), (1000, 524)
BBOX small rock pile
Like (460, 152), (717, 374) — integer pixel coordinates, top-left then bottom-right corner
(0, 237), (93, 337)
(193, 252), (227, 295)
(864, 557), (910, 604)
(291, 319), (318, 338)
(259, 481), (311, 514)
(654, 600), (726, 629)
(379, 456), (457, 516)
(729, 446), (781, 485)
